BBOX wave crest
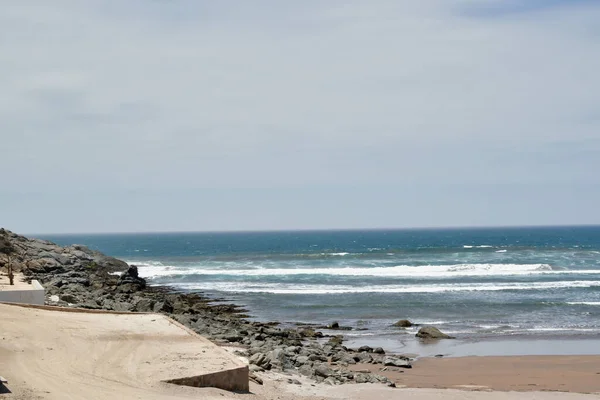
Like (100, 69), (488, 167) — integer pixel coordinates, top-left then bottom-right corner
(164, 280), (600, 294)
(132, 263), (586, 279)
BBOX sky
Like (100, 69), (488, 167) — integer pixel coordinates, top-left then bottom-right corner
(1, 0), (600, 234)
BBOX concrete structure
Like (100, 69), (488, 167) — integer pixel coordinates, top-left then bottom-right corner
(0, 303), (249, 394)
(0, 273), (45, 305)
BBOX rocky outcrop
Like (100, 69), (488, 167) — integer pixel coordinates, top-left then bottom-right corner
(0, 231), (14, 254)
(415, 326), (454, 340)
(117, 265), (146, 293)
(393, 319), (413, 328)
(0, 229), (128, 274)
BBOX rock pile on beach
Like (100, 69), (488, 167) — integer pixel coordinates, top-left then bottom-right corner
(0, 228), (411, 386)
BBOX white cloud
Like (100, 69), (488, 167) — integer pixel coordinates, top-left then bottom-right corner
(1, 1), (599, 232)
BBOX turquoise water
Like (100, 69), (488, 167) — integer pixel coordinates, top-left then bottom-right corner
(42, 227), (600, 343)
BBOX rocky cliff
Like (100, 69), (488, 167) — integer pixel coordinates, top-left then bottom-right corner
(0, 228), (128, 273)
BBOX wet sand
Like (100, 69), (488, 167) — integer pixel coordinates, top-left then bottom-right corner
(345, 335), (600, 357)
(351, 355), (600, 393)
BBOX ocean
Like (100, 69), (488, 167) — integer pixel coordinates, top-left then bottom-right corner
(41, 226), (600, 353)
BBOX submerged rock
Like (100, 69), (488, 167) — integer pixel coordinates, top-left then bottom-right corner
(416, 326), (455, 340)
(393, 319), (413, 328)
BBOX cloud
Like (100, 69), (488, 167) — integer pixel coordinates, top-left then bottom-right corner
(458, 0), (598, 17)
(1, 1), (600, 232)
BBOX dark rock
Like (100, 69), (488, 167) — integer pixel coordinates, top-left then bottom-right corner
(373, 347), (385, 354)
(267, 348), (292, 370)
(153, 300), (174, 314)
(121, 265), (140, 280)
(318, 321), (352, 331)
(77, 301), (102, 310)
(416, 326), (455, 340)
(314, 364), (333, 378)
(223, 335), (243, 343)
(298, 364), (314, 377)
(354, 373), (372, 384)
(295, 355), (310, 365)
(358, 345), (373, 353)
(111, 301), (134, 312)
(308, 354), (327, 362)
(353, 352), (373, 363)
(118, 265), (146, 292)
(299, 328), (323, 338)
(394, 319), (413, 328)
(328, 335), (344, 346)
(383, 356), (412, 368)
(249, 353), (269, 369)
(0, 234), (14, 254)
(134, 298), (155, 312)
(60, 294), (78, 303)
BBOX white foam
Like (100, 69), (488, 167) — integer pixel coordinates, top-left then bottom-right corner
(418, 320), (447, 325)
(127, 261), (192, 278)
(496, 250), (507, 253)
(165, 280), (600, 295)
(344, 332), (377, 337)
(566, 302), (600, 306)
(508, 327), (600, 333)
(135, 263), (600, 279)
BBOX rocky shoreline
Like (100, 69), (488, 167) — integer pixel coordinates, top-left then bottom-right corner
(0, 228), (434, 386)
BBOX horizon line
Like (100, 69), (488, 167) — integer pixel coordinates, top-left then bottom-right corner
(22, 223), (600, 237)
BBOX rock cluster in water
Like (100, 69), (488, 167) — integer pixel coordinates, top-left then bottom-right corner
(0, 228), (416, 386)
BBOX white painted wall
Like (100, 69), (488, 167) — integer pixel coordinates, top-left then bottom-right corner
(0, 280), (45, 305)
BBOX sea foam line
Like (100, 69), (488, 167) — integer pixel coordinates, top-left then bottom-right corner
(133, 263), (600, 279)
(165, 280), (600, 294)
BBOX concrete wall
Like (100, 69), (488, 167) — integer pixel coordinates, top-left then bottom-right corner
(0, 280), (45, 305)
(164, 365), (249, 392)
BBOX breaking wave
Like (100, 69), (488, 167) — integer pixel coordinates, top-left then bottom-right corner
(163, 280), (600, 294)
(132, 262), (600, 279)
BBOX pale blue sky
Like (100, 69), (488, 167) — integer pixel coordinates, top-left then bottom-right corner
(1, 1), (599, 233)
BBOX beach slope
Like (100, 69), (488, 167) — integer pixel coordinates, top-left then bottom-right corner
(0, 303), (247, 399)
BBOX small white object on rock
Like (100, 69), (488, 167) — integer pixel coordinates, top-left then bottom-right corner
(49, 295), (60, 302)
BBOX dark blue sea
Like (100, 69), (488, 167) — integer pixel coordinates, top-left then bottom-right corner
(41, 226), (600, 351)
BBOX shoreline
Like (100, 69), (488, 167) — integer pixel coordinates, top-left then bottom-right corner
(4, 228), (600, 395)
(344, 334), (600, 358)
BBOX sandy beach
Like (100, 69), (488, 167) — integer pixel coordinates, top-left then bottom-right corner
(350, 355), (600, 393)
(2, 302), (600, 400)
